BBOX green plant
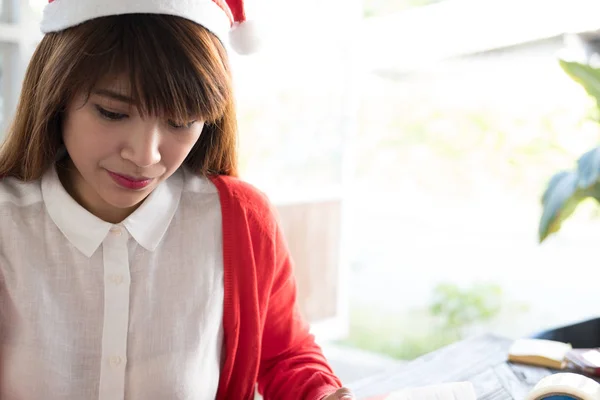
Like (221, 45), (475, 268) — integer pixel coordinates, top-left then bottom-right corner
(339, 304), (462, 360)
(429, 282), (503, 337)
(539, 36), (600, 242)
(340, 282), (505, 360)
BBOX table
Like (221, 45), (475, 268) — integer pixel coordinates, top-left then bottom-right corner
(348, 334), (557, 399)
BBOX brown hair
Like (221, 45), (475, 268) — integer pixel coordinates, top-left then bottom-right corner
(0, 14), (238, 180)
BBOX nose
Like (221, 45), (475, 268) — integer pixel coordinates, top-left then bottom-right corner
(121, 123), (162, 168)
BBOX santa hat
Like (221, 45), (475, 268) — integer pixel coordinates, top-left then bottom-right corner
(40, 0), (261, 55)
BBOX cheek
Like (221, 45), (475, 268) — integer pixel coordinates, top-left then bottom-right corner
(161, 134), (200, 168)
(63, 117), (120, 161)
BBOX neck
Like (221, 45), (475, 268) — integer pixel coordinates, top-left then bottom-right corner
(57, 160), (138, 224)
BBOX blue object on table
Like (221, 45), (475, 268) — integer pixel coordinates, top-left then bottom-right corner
(540, 397), (579, 400)
(531, 317), (600, 348)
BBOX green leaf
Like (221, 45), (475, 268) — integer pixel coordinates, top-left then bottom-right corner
(539, 170), (582, 242)
(541, 170), (571, 206)
(577, 147), (600, 189)
(559, 60), (600, 107)
(539, 145), (600, 242)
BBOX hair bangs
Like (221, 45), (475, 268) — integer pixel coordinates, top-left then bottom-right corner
(69, 14), (232, 124)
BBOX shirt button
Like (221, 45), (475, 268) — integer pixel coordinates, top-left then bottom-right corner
(109, 356), (123, 367)
(109, 227), (122, 236)
(108, 274), (124, 285)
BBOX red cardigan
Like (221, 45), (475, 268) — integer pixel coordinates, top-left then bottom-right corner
(210, 175), (343, 400)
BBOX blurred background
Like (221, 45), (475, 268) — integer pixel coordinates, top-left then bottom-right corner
(3, 0), (600, 384)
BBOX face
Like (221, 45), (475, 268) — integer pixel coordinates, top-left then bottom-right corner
(61, 79), (204, 223)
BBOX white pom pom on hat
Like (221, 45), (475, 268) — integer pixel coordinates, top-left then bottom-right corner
(40, 0), (261, 55)
(229, 19), (261, 55)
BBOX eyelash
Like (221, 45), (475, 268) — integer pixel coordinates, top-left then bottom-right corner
(168, 120), (197, 129)
(95, 105), (196, 129)
(96, 105), (127, 121)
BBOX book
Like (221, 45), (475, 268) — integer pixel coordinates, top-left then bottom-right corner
(508, 338), (572, 369)
(367, 381), (476, 400)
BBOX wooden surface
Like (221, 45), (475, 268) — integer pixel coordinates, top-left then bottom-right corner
(348, 334), (558, 400)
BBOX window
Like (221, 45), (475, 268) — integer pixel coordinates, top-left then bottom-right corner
(340, 0), (600, 361)
(232, 0), (362, 340)
(0, 0), (43, 137)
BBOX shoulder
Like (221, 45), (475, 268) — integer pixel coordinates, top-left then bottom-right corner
(0, 176), (43, 211)
(181, 169), (277, 231)
(181, 167), (219, 196)
(210, 174), (270, 206)
(0, 177), (43, 246)
(209, 174), (278, 234)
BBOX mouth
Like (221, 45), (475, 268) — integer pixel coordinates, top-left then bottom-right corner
(106, 170), (154, 190)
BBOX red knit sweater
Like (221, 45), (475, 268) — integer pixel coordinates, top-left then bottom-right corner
(210, 175), (343, 400)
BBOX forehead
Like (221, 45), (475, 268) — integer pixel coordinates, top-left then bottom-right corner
(89, 78), (136, 105)
(78, 75), (197, 121)
(93, 74), (133, 96)
(77, 63), (222, 122)
(83, 75), (158, 115)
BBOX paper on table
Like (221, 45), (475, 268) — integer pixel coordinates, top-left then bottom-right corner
(382, 382), (476, 399)
(380, 381), (477, 400)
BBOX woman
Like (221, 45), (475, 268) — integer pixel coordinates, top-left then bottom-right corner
(0, 0), (354, 399)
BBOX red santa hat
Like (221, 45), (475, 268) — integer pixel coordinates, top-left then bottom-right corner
(40, 0), (260, 55)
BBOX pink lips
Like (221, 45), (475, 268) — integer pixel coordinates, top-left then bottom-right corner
(107, 171), (153, 190)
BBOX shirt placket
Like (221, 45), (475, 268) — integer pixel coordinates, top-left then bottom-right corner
(98, 225), (131, 400)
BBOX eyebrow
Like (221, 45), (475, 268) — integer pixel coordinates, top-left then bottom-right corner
(92, 89), (135, 104)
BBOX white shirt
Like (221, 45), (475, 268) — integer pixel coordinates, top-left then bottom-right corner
(0, 167), (224, 400)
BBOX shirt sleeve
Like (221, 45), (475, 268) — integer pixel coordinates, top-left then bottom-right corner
(256, 208), (343, 400)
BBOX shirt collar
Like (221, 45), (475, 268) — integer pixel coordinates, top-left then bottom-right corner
(42, 166), (183, 257)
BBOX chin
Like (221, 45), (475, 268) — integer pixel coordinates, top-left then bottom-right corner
(103, 187), (153, 210)
(108, 196), (147, 210)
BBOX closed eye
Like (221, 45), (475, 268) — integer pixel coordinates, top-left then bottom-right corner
(168, 120), (196, 129)
(95, 105), (128, 121)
